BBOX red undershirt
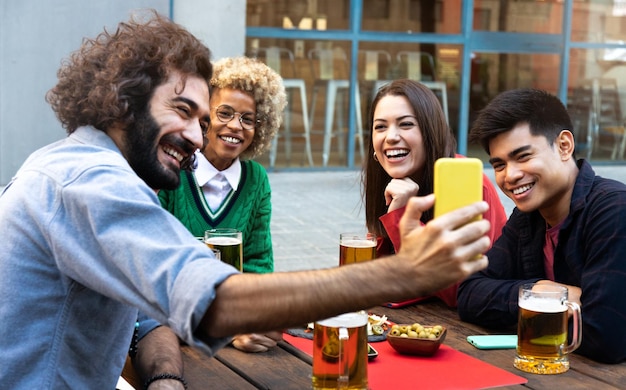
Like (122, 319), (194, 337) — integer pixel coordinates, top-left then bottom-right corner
(543, 221), (563, 281)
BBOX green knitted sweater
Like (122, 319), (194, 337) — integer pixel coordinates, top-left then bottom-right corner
(158, 160), (273, 273)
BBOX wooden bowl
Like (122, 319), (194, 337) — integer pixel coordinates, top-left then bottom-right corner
(386, 325), (447, 356)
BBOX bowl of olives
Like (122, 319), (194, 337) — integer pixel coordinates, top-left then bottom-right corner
(386, 323), (446, 356)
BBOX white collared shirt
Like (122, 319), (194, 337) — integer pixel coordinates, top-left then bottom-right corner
(193, 151), (241, 211)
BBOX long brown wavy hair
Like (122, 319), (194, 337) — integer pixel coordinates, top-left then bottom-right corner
(362, 79), (456, 239)
(46, 11), (212, 134)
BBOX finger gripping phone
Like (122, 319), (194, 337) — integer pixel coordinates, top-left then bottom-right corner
(434, 158), (483, 220)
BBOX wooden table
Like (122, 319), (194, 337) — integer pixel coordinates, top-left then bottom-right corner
(123, 300), (626, 389)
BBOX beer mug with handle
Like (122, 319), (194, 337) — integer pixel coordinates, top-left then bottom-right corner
(312, 311), (368, 389)
(514, 283), (582, 374)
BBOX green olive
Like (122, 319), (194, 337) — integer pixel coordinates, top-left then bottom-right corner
(390, 324), (445, 340)
(371, 324), (384, 335)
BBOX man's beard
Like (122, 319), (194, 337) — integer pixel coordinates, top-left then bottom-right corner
(124, 108), (196, 190)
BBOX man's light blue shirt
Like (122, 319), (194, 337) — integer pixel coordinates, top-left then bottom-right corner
(0, 127), (238, 389)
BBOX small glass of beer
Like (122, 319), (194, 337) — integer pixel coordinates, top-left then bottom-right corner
(514, 283), (582, 374)
(312, 311), (368, 390)
(204, 228), (243, 271)
(339, 233), (377, 266)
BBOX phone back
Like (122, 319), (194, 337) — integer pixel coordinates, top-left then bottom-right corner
(434, 158), (483, 219)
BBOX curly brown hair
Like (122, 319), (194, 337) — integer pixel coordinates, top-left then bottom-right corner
(46, 11), (212, 134)
(210, 56), (287, 160)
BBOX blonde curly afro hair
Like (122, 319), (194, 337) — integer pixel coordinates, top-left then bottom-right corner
(210, 56), (287, 160)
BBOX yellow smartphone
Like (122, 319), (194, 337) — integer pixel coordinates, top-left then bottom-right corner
(433, 158), (483, 220)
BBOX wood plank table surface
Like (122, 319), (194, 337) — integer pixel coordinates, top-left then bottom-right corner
(123, 300), (626, 389)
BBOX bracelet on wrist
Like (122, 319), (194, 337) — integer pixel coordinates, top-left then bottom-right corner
(143, 373), (188, 390)
(128, 321), (139, 358)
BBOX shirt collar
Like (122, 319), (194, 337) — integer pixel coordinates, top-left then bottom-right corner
(193, 151), (241, 190)
(72, 126), (122, 154)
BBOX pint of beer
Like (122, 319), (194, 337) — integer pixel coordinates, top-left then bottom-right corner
(339, 233), (376, 266)
(312, 312), (368, 390)
(514, 283), (582, 374)
(204, 228), (243, 272)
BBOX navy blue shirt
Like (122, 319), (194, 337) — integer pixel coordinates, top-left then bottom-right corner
(458, 160), (626, 364)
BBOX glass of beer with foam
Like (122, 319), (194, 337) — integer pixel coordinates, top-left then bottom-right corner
(204, 228), (243, 271)
(312, 311), (368, 390)
(514, 283), (582, 374)
(339, 233), (376, 266)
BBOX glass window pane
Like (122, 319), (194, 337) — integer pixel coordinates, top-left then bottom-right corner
(357, 42), (462, 135)
(467, 53), (561, 159)
(361, 0), (461, 34)
(247, 0), (348, 30)
(246, 1), (626, 167)
(246, 38), (357, 168)
(572, 0), (626, 42)
(568, 48), (626, 162)
(473, 0), (563, 33)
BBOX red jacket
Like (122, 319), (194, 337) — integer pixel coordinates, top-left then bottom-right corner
(378, 163), (507, 307)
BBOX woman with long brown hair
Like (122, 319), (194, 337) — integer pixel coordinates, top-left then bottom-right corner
(362, 79), (507, 307)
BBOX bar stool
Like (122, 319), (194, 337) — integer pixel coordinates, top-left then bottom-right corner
(308, 47), (364, 167)
(248, 47), (314, 167)
(396, 51), (436, 81)
(422, 81), (449, 124)
(583, 78), (626, 160)
(358, 49), (392, 103)
(373, 52), (448, 125)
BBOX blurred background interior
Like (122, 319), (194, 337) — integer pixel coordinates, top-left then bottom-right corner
(2, 0), (625, 184)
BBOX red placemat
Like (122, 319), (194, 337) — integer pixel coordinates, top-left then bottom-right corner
(283, 333), (527, 390)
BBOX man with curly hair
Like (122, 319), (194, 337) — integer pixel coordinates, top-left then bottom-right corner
(0, 12), (491, 389)
(154, 56), (285, 350)
(132, 58), (287, 385)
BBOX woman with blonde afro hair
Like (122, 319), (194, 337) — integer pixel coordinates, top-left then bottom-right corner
(153, 56), (287, 353)
(158, 55), (286, 272)
(209, 56), (287, 159)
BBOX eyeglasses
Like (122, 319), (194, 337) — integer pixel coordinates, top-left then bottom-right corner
(212, 105), (259, 131)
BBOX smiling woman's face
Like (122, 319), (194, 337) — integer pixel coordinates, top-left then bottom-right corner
(371, 94), (426, 179)
(204, 88), (256, 171)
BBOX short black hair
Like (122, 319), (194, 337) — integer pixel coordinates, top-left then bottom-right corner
(470, 88), (573, 155)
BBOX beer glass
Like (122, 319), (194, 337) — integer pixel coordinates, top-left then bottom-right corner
(196, 237), (221, 259)
(339, 233), (376, 266)
(312, 311), (368, 390)
(514, 283), (582, 374)
(204, 228), (243, 271)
